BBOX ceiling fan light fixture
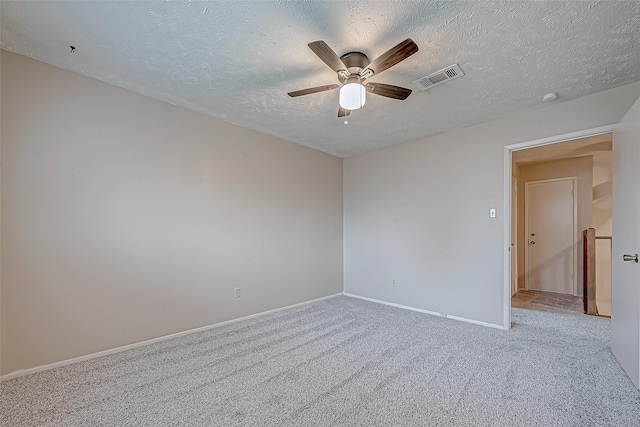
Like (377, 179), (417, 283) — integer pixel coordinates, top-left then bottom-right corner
(289, 39), (418, 117)
(339, 77), (366, 110)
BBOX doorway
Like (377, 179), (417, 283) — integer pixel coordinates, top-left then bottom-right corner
(503, 126), (615, 328)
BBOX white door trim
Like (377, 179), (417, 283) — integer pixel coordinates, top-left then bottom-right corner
(524, 177), (578, 296)
(502, 124), (616, 330)
(511, 176), (518, 297)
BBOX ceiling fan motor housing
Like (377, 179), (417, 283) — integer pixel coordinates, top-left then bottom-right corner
(340, 51), (369, 76)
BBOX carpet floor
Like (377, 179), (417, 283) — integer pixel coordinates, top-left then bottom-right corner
(2, 295), (639, 426)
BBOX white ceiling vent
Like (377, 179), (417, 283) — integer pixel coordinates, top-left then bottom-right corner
(413, 64), (464, 91)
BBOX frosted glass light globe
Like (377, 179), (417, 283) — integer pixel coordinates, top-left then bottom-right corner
(339, 81), (366, 110)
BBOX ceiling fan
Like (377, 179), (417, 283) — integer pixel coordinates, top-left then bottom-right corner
(288, 39), (419, 118)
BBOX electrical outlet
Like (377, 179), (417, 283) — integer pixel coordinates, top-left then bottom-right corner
(234, 287), (241, 298)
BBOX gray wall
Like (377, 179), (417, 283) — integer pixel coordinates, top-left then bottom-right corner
(1, 51), (344, 374)
(344, 81), (640, 327)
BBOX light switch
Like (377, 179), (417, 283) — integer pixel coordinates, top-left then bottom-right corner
(490, 208), (496, 218)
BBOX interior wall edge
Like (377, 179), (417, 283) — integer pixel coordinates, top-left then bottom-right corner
(343, 293), (505, 330)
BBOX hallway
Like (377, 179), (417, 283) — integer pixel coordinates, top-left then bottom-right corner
(512, 290), (583, 315)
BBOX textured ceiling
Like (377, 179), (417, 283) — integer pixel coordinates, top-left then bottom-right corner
(513, 133), (612, 165)
(2, 1), (639, 157)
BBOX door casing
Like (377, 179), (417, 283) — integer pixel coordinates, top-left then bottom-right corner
(511, 176), (518, 296)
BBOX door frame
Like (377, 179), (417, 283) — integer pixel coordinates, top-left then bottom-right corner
(502, 124), (616, 329)
(511, 176), (518, 297)
(524, 177), (578, 296)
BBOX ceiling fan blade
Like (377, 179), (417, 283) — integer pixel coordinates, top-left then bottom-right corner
(308, 41), (348, 75)
(362, 38), (419, 78)
(288, 84), (340, 97)
(366, 83), (412, 100)
(338, 107), (351, 118)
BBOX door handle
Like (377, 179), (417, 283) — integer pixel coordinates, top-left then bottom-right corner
(623, 254), (639, 263)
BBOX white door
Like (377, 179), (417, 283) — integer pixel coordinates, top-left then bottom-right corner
(525, 178), (576, 295)
(611, 116), (640, 389)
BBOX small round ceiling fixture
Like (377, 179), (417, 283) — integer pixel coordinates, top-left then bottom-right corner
(543, 92), (558, 102)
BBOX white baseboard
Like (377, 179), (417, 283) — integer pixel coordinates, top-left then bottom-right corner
(343, 292), (505, 330)
(1, 293), (342, 382)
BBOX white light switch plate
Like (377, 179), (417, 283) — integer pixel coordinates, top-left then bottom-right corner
(490, 208), (496, 218)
